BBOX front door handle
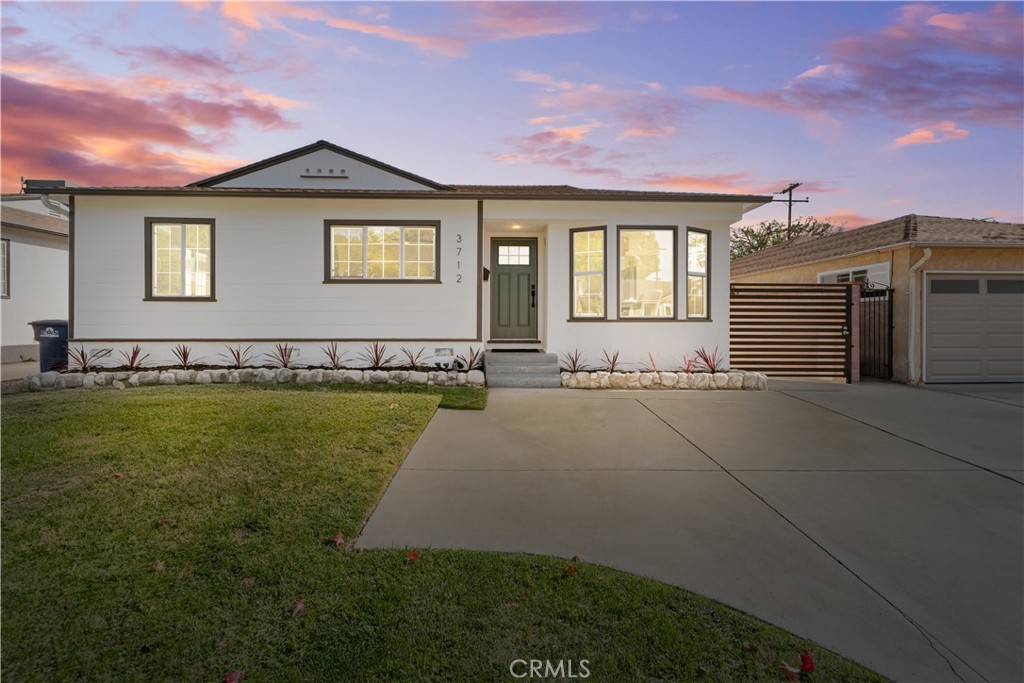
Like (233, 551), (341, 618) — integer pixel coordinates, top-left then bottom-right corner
(530, 284), (537, 308)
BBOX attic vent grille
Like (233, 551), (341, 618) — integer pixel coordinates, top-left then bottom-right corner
(300, 168), (349, 179)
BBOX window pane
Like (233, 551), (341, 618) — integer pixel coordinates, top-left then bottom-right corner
(184, 224), (211, 296)
(153, 223), (182, 296)
(988, 279), (1024, 294)
(620, 229), (673, 318)
(332, 227), (364, 278)
(498, 244), (530, 266)
(931, 279), (979, 294)
(687, 231), (707, 274)
(331, 224), (435, 280)
(572, 229), (604, 317)
(687, 275), (707, 318)
(402, 227), (435, 279)
(574, 273), (604, 317)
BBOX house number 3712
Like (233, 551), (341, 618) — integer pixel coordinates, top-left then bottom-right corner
(455, 233), (462, 283)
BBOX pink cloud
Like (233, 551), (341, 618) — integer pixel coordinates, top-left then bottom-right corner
(692, 4), (1023, 130)
(515, 70), (688, 140)
(821, 210), (880, 229)
(112, 45), (232, 74)
(0, 30), (297, 192)
(640, 171), (757, 194)
(468, 2), (593, 41)
(893, 121), (969, 148)
(216, 2), (595, 57)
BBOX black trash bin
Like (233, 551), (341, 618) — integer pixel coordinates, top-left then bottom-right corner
(29, 320), (69, 372)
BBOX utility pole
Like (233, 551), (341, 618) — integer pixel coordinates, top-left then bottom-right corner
(772, 183), (810, 239)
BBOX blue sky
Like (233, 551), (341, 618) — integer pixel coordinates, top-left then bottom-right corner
(2, 1), (1021, 226)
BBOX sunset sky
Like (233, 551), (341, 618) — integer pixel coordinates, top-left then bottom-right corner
(2, 1), (1022, 227)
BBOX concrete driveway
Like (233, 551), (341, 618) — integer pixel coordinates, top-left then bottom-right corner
(357, 381), (1024, 682)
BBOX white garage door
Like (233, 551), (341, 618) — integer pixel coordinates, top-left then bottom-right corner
(925, 274), (1024, 382)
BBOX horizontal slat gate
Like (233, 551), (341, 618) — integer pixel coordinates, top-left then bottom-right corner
(730, 283), (852, 381)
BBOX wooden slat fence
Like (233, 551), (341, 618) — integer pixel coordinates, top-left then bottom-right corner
(730, 283), (852, 381)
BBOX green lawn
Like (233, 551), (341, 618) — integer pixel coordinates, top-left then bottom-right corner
(1, 386), (886, 682)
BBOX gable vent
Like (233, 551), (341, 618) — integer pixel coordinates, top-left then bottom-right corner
(300, 168), (349, 179)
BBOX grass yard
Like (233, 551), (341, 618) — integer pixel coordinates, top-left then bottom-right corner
(1, 386), (886, 682)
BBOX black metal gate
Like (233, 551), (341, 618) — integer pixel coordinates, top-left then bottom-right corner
(859, 284), (894, 379)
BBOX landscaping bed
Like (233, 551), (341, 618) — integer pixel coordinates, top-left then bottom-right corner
(2, 386), (883, 681)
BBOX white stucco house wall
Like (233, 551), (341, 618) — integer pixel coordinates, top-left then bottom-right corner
(1, 193), (70, 363)
(37, 140), (769, 371)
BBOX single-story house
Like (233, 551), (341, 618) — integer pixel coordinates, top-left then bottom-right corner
(1, 191), (70, 363)
(35, 140), (770, 374)
(731, 214), (1024, 383)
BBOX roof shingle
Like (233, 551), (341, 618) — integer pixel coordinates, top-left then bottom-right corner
(731, 214), (1024, 277)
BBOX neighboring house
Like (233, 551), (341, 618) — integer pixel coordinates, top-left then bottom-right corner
(731, 215), (1024, 383)
(35, 140), (770, 371)
(1, 191), (70, 363)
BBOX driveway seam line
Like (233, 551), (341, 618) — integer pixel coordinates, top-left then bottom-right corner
(778, 390), (1023, 487)
(636, 398), (975, 683)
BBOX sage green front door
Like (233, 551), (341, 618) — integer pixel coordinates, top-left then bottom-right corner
(490, 238), (538, 340)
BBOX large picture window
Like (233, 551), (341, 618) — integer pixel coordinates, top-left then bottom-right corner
(570, 227), (605, 318)
(619, 227), (675, 318)
(686, 228), (709, 319)
(144, 219), (214, 300)
(325, 221), (439, 282)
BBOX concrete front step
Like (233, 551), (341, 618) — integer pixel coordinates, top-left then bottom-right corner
(484, 351), (561, 388)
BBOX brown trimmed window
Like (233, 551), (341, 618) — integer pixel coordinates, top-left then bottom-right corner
(145, 219), (214, 300)
(686, 228), (709, 319)
(570, 227), (605, 318)
(619, 227), (675, 318)
(325, 221), (439, 282)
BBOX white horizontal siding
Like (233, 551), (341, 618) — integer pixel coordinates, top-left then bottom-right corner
(74, 196), (477, 340)
(1, 231), (68, 349)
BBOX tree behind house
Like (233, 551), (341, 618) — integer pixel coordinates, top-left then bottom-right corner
(730, 217), (844, 259)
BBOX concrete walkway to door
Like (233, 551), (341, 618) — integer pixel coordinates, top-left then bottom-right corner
(357, 381), (1024, 682)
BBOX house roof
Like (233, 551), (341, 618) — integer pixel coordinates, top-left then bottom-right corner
(731, 214), (1024, 277)
(189, 139), (454, 191)
(30, 139), (772, 206)
(0, 204), (69, 237)
(33, 184), (772, 204)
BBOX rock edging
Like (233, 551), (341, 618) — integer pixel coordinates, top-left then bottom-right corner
(561, 370), (767, 390)
(24, 368), (486, 392)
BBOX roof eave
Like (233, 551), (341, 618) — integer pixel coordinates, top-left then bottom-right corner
(35, 187), (774, 204)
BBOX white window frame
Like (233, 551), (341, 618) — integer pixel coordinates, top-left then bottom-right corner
(144, 218), (215, 301)
(324, 220), (440, 283)
(618, 226), (677, 320)
(570, 226), (606, 320)
(817, 262), (890, 287)
(686, 228), (710, 320)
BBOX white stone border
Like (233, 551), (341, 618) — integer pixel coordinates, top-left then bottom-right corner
(561, 370), (767, 390)
(24, 368), (486, 392)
